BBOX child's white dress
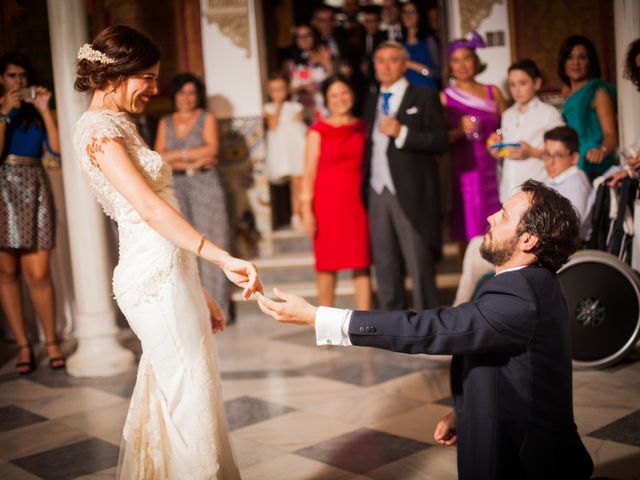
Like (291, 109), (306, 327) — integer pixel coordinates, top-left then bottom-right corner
(264, 101), (307, 182)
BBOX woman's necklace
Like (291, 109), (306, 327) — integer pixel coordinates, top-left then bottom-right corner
(175, 111), (197, 134)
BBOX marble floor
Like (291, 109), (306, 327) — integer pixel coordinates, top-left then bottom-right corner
(1, 303), (640, 480)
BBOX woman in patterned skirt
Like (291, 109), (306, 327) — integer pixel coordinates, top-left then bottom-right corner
(0, 52), (64, 373)
(155, 73), (231, 322)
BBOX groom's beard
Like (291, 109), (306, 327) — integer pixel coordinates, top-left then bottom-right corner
(479, 231), (519, 267)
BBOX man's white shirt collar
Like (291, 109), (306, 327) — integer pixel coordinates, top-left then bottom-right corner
(381, 77), (409, 96)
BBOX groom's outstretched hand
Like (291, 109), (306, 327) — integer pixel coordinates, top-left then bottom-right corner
(256, 288), (318, 326)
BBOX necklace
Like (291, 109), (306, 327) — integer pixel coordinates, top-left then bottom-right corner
(175, 111), (198, 134)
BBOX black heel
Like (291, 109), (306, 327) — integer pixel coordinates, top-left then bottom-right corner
(45, 340), (66, 370)
(16, 344), (36, 375)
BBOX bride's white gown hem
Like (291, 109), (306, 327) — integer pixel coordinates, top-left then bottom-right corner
(74, 110), (240, 479)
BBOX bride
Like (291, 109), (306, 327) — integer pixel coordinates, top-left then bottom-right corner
(73, 25), (260, 479)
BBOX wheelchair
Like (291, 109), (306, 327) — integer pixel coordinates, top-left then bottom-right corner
(557, 177), (640, 368)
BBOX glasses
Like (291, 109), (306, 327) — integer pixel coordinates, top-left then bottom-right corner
(542, 152), (571, 162)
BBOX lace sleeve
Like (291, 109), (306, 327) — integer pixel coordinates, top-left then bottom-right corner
(86, 116), (127, 169)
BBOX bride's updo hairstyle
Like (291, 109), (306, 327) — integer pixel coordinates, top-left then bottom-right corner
(75, 24), (160, 92)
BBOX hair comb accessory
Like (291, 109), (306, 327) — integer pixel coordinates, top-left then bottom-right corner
(447, 31), (486, 59)
(77, 44), (116, 64)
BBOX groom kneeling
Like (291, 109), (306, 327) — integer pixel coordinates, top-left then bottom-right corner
(257, 180), (593, 480)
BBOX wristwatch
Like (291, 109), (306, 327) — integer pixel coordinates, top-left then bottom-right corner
(0, 113), (10, 124)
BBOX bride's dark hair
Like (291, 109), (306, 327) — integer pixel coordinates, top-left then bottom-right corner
(75, 25), (160, 92)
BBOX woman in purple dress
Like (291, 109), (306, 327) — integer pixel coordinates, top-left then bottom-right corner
(440, 33), (506, 245)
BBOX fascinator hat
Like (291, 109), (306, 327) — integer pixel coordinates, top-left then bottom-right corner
(447, 31), (486, 60)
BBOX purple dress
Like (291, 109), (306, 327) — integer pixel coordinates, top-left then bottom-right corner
(445, 85), (501, 241)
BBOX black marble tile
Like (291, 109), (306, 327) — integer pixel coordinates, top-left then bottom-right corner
(11, 437), (119, 480)
(433, 396), (454, 407)
(224, 396), (295, 431)
(303, 356), (417, 387)
(588, 409), (640, 447)
(0, 405), (48, 432)
(296, 427), (431, 474)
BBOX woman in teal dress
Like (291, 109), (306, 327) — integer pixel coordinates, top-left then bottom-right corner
(559, 35), (618, 181)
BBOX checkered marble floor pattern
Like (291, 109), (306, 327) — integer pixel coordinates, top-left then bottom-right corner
(1, 305), (640, 480)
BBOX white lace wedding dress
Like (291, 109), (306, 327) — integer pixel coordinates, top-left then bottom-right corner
(74, 110), (240, 479)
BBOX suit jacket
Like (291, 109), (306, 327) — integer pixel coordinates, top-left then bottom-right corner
(349, 266), (593, 480)
(362, 84), (448, 259)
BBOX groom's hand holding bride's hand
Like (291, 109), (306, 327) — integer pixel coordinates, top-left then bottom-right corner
(221, 256), (263, 300)
(256, 288), (317, 326)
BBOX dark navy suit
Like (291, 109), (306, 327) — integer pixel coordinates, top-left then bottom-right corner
(349, 265), (593, 480)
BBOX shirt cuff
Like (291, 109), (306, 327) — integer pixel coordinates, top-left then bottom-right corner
(394, 125), (408, 149)
(315, 306), (353, 346)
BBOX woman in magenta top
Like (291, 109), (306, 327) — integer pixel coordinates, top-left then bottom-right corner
(301, 75), (371, 309)
(441, 33), (506, 244)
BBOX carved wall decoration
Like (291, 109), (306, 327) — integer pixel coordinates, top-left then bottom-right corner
(459, 0), (503, 35)
(203, 0), (252, 57)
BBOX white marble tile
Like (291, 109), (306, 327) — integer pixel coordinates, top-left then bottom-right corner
(0, 379), (59, 405)
(234, 410), (358, 452)
(0, 461), (41, 480)
(240, 453), (354, 480)
(367, 369), (451, 403)
(229, 435), (288, 469)
(367, 446), (458, 480)
(583, 436), (640, 480)
(19, 387), (124, 420)
(57, 400), (129, 445)
(299, 389), (424, 428)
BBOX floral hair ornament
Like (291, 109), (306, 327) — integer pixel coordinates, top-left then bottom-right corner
(77, 44), (116, 65)
(447, 31), (486, 60)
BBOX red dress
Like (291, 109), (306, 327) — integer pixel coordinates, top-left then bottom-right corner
(310, 119), (370, 272)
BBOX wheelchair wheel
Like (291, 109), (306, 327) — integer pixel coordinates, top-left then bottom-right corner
(558, 250), (640, 369)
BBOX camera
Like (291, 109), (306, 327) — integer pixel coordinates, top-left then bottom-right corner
(19, 86), (37, 101)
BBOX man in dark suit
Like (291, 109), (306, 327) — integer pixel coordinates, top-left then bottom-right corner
(364, 41), (448, 310)
(256, 180), (594, 480)
(358, 6), (387, 94)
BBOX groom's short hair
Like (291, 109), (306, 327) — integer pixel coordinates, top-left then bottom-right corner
(517, 180), (580, 272)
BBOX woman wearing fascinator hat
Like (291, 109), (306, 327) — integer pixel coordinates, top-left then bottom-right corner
(440, 32), (507, 253)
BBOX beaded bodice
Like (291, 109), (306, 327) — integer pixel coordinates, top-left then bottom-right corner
(74, 110), (176, 224)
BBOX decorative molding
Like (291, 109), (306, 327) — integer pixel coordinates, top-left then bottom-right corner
(459, 0), (503, 35)
(203, 0), (251, 57)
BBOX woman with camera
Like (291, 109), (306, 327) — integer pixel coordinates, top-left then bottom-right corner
(0, 52), (63, 374)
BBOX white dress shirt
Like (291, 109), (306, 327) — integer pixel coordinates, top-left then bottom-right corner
(370, 77), (410, 194)
(546, 166), (593, 239)
(500, 97), (564, 202)
(315, 266), (526, 347)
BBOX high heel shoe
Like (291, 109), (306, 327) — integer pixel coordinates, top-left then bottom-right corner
(15, 344), (36, 375)
(45, 340), (66, 370)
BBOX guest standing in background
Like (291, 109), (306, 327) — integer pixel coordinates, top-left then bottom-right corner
(441, 33), (506, 248)
(263, 74), (307, 230)
(489, 59), (564, 202)
(358, 5), (386, 93)
(155, 73), (231, 322)
(0, 52), (64, 374)
(301, 75), (371, 309)
(284, 24), (333, 124)
(559, 35), (618, 181)
(400, 1), (438, 90)
(363, 42), (448, 311)
(380, 0), (403, 42)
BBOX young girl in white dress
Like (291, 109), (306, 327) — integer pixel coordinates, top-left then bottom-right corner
(263, 74), (307, 229)
(73, 25), (262, 479)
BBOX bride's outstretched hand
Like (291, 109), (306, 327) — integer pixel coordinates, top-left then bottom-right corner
(221, 256), (263, 300)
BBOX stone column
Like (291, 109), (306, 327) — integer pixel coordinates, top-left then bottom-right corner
(200, 0), (272, 256)
(614, 0), (640, 151)
(46, 0), (135, 377)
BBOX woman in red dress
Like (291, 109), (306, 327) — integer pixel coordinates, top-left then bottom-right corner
(300, 75), (371, 308)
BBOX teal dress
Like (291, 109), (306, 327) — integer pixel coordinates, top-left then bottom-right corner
(562, 78), (617, 181)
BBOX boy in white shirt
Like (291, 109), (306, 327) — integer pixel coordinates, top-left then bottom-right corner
(543, 126), (593, 239)
(489, 59), (564, 202)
